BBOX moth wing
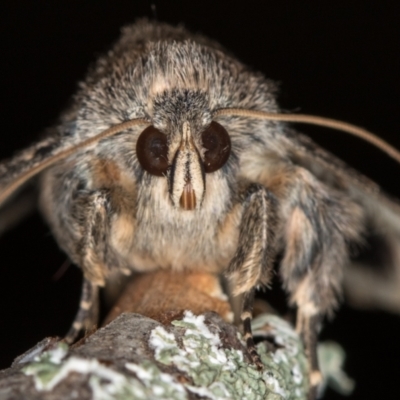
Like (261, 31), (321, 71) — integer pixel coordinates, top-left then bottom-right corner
(287, 129), (400, 314)
(0, 133), (61, 233)
(0, 117), (148, 236)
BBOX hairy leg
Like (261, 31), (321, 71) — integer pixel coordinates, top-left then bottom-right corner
(64, 277), (99, 343)
(272, 166), (364, 395)
(226, 183), (278, 368)
(41, 178), (127, 342)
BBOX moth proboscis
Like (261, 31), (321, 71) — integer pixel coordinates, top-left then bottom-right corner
(1, 20), (400, 398)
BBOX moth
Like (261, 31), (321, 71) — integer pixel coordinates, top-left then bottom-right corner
(1, 19), (400, 397)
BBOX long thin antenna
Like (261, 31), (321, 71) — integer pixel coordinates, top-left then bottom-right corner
(2, 108), (398, 206)
(215, 108), (400, 164)
(0, 118), (148, 206)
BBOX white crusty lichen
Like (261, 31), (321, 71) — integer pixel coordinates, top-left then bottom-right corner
(252, 314), (310, 399)
(23, 344), (136, 399)
(253, 314), (355, 399)
(22, 342), (69, 390)
(317, 341), (355, 397)
(23, 343), (188, 399)
(21, 312), (353, 399)
(149, 311), (309, 400)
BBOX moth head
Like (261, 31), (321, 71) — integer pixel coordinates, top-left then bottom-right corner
(135, 119), (231, 210)
(1, 104), (397, 210)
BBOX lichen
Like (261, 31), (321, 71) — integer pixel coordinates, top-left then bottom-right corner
(22, 343), (69, 390)
(23, 344), (187, 400)
(252, 314), (310, 399)
(21, 312), (352, 399)
(317, 341), (355, 396)
(149, 311), (309, 399)
(125, 362), (187, 400)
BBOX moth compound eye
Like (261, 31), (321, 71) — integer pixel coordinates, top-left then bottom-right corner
(136, 125), (169, 176)
(202, 121), (231, 173)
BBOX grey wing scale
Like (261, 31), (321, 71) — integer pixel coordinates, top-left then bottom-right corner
(0, 135), (62, 235)
(0, 135), (64, 208)
(287, 129), (400, 315)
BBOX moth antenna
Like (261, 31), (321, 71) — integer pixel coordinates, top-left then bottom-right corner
(215, 108), (400, 165)
(0, 118), (148, 206)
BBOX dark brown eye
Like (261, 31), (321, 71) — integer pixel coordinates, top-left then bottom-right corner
(136, 125), (169, 176)
(202, 121), (231, 173)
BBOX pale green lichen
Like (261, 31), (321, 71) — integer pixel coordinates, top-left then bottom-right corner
(21, 313), (352, 399)
(252, 314), (309, 399)
(149, 311), (309, 400)
(23, 344), (188, 400)
(317, 341), (355, 396)
(125, 362), (187, 400)
(22, 343), (69, 389)
(253, 315), (355, 398)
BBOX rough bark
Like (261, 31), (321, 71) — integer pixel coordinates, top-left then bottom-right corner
(0, 271), (351, 399)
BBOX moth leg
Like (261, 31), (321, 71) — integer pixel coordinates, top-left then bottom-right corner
(274, 166), (364, 394)
(241, 288), (262, 368)
(73, 189), (119, 285)
(67, 189), (127, 341)
(293, 299), (323, 393)
(64, 277), (99, 343)
(296, 312), (323, 400)
(227, 183), (278, 369)
(41, 184), (125, 342)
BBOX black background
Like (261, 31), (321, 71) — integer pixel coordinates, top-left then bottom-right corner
(0, 1), (399, 399)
